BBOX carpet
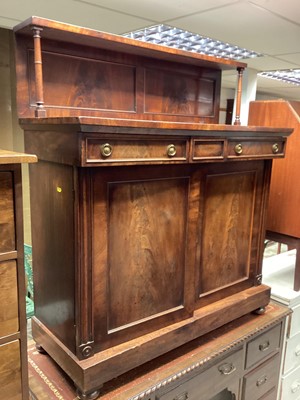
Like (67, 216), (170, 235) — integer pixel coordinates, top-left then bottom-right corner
(28, 341), (77, 400)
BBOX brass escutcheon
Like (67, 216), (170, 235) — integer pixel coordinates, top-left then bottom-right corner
(100, 143), (113, 157)
(234, 143), (243, 155)
(272, 143), (279, 154)
(167, 144), (177, 157)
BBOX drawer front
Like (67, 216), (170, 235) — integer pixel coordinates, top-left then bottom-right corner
(281, 364), (300, 400)
(283, 331), (300, 375)
(245, 324), (281, 369)
(0, 172), (15, 253)
(243, 354), (280, 400)
(0, 340), (22, 399)
(289, 303), (300, 338)
(0, 260), (19, 337)
(85, 138), (188, 164)
(228, 140), (285, 159)
(192, 139), (225, 160)
(158, 348), (243, 400)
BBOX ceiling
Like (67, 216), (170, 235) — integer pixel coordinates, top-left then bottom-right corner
(1, 0), (300, 100)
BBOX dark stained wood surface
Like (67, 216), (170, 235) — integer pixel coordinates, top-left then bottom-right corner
(13, 17), (246, 71)
(13, 16), (293, 398)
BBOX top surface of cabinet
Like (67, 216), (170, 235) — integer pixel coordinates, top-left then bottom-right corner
(0, 149), (37, 164)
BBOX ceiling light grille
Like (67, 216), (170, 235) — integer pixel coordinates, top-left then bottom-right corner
(124, 24), (263, 60)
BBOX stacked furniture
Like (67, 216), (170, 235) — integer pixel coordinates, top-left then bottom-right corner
(0, 149), (37, 399)
(13, 17), (292, 399)
(263, 250), (300, 399)
(249, 100), (300, 291)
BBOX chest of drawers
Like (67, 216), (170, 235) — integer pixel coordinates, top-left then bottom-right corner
(13, 17), (292, 399)
(95, 303), (288, 400)
(0, 149), (37, 399)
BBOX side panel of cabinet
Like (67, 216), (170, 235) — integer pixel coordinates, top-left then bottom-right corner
(29, 161), (76, 352)
(92, 165), (195, 350)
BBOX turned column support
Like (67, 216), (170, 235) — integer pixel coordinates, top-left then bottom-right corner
(31, 26), (46, 117)
(234, 67), (244, 126)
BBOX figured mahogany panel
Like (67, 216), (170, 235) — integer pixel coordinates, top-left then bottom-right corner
(107, 177), (188, 331)
(0, 172), (15, 253)
(199, 170), (256, 296)
(0, 261), (19, 337)
(28, 50), (136, 112)
(0, 340), (22, 399)
(144, 68), (215, 117)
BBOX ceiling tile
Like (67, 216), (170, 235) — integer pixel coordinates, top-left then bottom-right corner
(250, 0), (300, 26)
(246, 55), (300, 71)
(0, 0), (154, 32)
(166, 2), (300, 56)
(73, 0), (238, 23)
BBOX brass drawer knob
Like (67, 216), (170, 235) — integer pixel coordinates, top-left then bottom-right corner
(259, 340), (270, 352)
(256, 375), (268, 387)
(218, 362), (236, 375)
(167, 144), (177, 157)
(234, 143), (243, 155)
(272, 143), (279, 154)
(100, 143), (113, 157)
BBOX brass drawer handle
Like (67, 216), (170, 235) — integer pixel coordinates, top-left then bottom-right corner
(272, 143), (279, 154)
(256, 375), (268, 387)
(259, 340), (270, 352)
(234, 143), (243, 155)
(100, 143), (113, 157)
(218, 362), (236, 375)
(167, 144), (177, 157)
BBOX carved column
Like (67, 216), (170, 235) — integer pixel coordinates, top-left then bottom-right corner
(31, 26), (46, 117)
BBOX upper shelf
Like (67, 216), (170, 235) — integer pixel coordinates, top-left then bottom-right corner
(13, 16), (247, 71)
(13, 16), (247, 124)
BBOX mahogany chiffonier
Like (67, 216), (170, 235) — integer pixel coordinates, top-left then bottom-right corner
(0, 149), (37, 399)
(249, 100), (300, 291)
(13, 17), (292, 399)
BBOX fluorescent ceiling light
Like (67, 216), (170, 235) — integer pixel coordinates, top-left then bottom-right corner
(123, 24), (263, 60)
(258, 69), (300, 86)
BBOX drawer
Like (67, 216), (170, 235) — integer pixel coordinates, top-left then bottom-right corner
(281, 364), (300, 400)
(0, 172), (15, 253)
(228, 140), (285, 159)
(0, 340), (22, 399)
(192, 139), (225, 160)
(0, 260), (19, 337)
(158, 348), (243, 400)
(243, 353), (280, 400)
(85, 138), (188, 164)
(245, 323), (281, 369)
(289, 303), (300, 338)
(283, 331), (300, 375)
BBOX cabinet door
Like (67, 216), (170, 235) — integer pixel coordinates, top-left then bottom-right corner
(195, 160), (267, 307)
(92, 165), (195, 350)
